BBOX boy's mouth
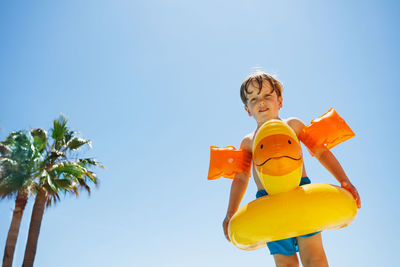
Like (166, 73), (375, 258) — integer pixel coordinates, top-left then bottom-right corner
(259, 108), (269, 112)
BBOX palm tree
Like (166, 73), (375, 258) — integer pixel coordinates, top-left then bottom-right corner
(22, 115), (103, 267)
(1, 131), (42, 267)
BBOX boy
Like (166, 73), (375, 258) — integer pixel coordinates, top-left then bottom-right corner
(222, 71), (361, 267)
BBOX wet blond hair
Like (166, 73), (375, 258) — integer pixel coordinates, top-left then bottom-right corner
(240, 71), (283, 106)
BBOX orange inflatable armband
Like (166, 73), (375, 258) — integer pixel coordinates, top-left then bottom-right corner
(207, 146), (252, 180)
(299, 108), (355, 156)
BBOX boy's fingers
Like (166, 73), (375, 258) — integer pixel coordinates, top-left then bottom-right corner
(349, 187), (361, 209)
(354, 190), (361, 208)
(225, 229), (231, 242)
(222, 219), (231, 242)
(341, 183), (361, 209)
(225, 232), (231, 242)
(351, 188), (361, 208)
(355, 197), (361, 208)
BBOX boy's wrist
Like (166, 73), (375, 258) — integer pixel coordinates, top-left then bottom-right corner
(340, 179), (351, 186)
(226, 211), (235, 218)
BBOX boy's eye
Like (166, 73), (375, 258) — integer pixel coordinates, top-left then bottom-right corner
(264, 94), (271, 98)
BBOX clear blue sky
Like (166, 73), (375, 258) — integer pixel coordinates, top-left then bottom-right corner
(1, 0), (399, 266)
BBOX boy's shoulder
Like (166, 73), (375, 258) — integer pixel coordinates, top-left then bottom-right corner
(284, 117), (306, 136)
(240, 132), (255, 152)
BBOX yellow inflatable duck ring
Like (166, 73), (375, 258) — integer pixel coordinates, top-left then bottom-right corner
(208, 108), (358, 251)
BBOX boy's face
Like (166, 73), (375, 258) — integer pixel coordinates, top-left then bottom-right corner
(244, 80), (283, 123)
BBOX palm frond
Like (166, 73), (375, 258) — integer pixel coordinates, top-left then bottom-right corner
(0, 158), (18, 168)
(0, 143), (9, 155)
(30, 128), (48, 152)
(52, 162), (85, 178)
(35, 170), (56, 193)
(45, 150), (66, 165)
(72, 186), (79, 196)
(51, 115), (69, 150)
(84, 171), (98, 185)
(63, 130), (77, 145)
(79, 183), (91, 195)
(46, 173), (58, 192)
(0, 131), (41, 197)
(67, 137), (91, 151)
(78, 158), (104, 169)
(53, 178), (73, 188)
(46, 192), (60, 207)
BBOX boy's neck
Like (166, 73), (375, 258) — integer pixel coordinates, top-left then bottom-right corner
(256, 116), (282, 129)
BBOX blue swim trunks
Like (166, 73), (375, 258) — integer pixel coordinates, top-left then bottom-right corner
(255, 177), (320, 256)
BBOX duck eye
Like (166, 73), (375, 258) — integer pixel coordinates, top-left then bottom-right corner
(260, 144), (263, 149)
(288, 140), (291, 144)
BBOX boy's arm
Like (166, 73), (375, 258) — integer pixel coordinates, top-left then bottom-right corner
(223, 172), (250, 241)
(288, 118), (361, 208)
(222, 136), (252, 241)
(316, 149), (361, 208)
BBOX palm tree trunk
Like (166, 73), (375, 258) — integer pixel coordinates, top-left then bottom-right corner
(2, 191), (28, 267)
(22, 190), (47, 267)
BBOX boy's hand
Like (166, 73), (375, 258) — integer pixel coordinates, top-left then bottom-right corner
(222, 214), (233, 242)
(341, 181), (361, 209)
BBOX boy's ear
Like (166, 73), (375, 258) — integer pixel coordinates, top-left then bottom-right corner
(244, 105), (251, 116)
(279, 96), (283, 109)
